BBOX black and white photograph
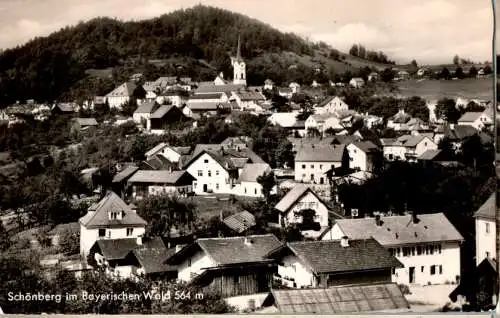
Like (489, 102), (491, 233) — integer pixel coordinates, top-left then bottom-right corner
(0, 0), (498, 315)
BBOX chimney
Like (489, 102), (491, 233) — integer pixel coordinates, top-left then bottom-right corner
(375, 214), (382, 226)
(136, 236), (143, 245)
(340, 236), (349, 248)
(411, 211), (419, 224)
(244, 237), (253, 246)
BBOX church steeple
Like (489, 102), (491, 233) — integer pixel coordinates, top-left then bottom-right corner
(231, 33), (246, 86)
(236, 34), (242, 61)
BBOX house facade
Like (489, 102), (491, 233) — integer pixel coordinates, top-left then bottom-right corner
(233, 163), (276, 197)
(457, 110), (494, 131)
(183, 151), (234, 195)
(105, 82), (137, 110)
(294, 144), (346, 184)
(79, 191), (147, 259)
(133, 101), (158, 125)
(275, 184), (330, 228)
(474, 193), (496, 265)
(127, 170), (195, 200)
(314, 96), (349, 114)
(349, 78), (365, 88)
(346, 141), (379, 172)
(147, 105), (187, 134)
(382, 135), (437, 162)
(322, 213), (464, 285)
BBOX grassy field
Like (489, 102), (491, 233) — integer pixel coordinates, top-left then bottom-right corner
(395, 77), (494, 100)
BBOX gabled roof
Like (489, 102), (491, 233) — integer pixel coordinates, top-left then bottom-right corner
(106, 82), (136, 97)
(295, 144), (346, 162)
(445, 125), (478, 140)
(145, 142), (168, 158)
(74, 118), (98, 126)
(186, 102), (223, 111)
(264, 283), (410, 314)
(183, 146), (264, 171)
(223, 211), (256, 233)
(348, 141), (379, 153)
(150, 105), (177, 119)
(458, 112), (483, 123)
(166, 234), (281, 266)
(275, 184), (327, 214)
(316, 96), (347, 109)
(134, 101), (158, 114)
(140, 154), (174, 170)
(389, 110), (412, 124)
(474, 193), (495, 220)
(334, 213), (464, 246)
(132, 246), (177, 274)
(188, 93), (224, 100)
(95, 237), (164, 260)
(235, 91), (266, 101)
(128, 170), (194, 185)
(237, 163), (271, 183)
(79, 191), (147, 229)
(308, 114), (336, 123)
(268, 239), (403, 274)
(53, 103), (76, 112)
(417, 149), (443, 161)
(112, 165), (139, 183)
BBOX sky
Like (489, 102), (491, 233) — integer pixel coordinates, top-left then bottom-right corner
(0, 0), (496, 65)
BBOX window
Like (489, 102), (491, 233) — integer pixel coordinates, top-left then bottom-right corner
(187, 259), (191, 267)
(244, 188), (247, 194)
(216, 170), (219, 176)
(254, 188), (257, 194)
(208, 170), (211, 177)
(126, 228), (133, 236)
(302, 174), (306, 178)
(486, 222), (490, 234)
(411, 247), (416, 256)
(204, 159), (209, 163)
(302, 164), (306, 169)
(216, 183), (219, 190)
(438, 245), (442, 254)
(197, 170), (203, 177)
(310, 165), (314, 169)
(430, 265), (436, 275)
(319, 164), (323, 169)
(193, 182), (197, 188)
(417, 246), (422, 255)
(421, 266), (424, 273)
(98, 229), (106, 237)
(439, 265), (443, 274)
(392, 268), (396, 275)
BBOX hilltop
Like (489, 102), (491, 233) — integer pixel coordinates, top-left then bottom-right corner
(0, 5), (400, 105)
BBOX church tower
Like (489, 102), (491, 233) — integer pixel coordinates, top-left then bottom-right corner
(231, 34), (247, 86)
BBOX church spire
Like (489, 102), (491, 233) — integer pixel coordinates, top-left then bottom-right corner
(236, 34), (242, 60)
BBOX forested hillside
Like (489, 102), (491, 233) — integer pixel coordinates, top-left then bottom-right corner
(0, 5), (395, 106)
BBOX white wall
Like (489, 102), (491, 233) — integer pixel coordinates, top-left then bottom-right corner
(414, 138), (438, 157)
(161, 148), (182, 163)
(321, 224), (345, 241)
(186, 153), (232, 194)
(347, 144), (370, 172)
(233, 182), (277, 198)
(476, 218), (496, 265)
(177, 250), (216, 282)
(282, 191), (329, 227)
(80, 223), (145, 259)
(294, 161), (340, 184)
(278, 254), (317, 288)
(132, 184), (192, 200)
(383, 145), (407, 161)
(107, 96), (130, 110)
(133, 113), (150, 125)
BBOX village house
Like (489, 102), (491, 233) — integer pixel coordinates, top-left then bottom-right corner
(183, 102), (231, 119)
(395, 70), (410, 81)
(139, 154), (176, 171)
(51, 102), (77, 115)
(381, 135), (437, 162)
(268, 112), (306, 137)
(275, 184), (331, 229)
(362, 113), (384, 129)
(88, 236), (168, 279)
(440, 124), (478, 153)
(181, 146), (265, 195)
(165, 234), (282, 297)
(187, 92), (229, 104)
(457, 109), (494, 131)
(264, 79), (274, 91)
(346, 141), (380, 172)
(289, 82), (300, 94)
(105, 82), (137, 110)
(474, 193), (496, 265)
(278, 87), (293, 99)
(71, 118), (98, 133)
(231, 90), (266, 111)
(156, 89), (189, 107)
(127, 170), (195, 200)
(322, 212), (464, 285)
(124, 244), (178, 280)
(145, 143), (191, 163)
(349, 77), (365, 88)
(142, 81), (159, 101)
(417, 68), (428, 77)
(267, 238), (402, 288)
(313, 96), (349, 115)
(305, 114), (344, 135)
(233, 163), (275, 197)
(220, 136), (253, 150)
(133, 101), (159, 126)
(79, 191), (147, 259)
(294, 144), (346, 184)
(111, 165), (140, 198)
(387, 109), (412, 131)
(368, 72), (379, 81)
(147, 105), (187, 134)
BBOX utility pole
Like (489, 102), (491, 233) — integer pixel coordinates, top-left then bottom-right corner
(492, 0), (499, 315)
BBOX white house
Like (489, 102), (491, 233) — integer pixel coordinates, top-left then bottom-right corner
(127, 170), (196, 200)
(363, 114), (384, 129)
(294, 144), (346, 185)
(322, 212), (464, 285)
(305, 114), (343, 135)
(234, 163), (275, 197)
(232, 91), (266, 111)
(275, 184), (331, 229)
(105, 82), (137, 110)
(457, 110), (494, 131)
(346, 141), (380, 172)
(474, 193), (496, 266)
(349, 77), (365, 88)
(368, 72), (379, 82)
(278, 87), (293, 99)
(78, 191), (147, 259)
(381, 135), (437, 162)
(188, 92), (229, 104)
(145, 143), (191, 163)
(264, 79), (274, 91)
(133, 101), (158, 125)
(314, 96), (349, 115)
(289, 82), (301, 94)
(267, 239), (402, 289)
(387, 109), (412, 131)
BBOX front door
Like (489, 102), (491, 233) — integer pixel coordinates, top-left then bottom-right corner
(409, 267), (415, 284)
(203, 184), (208, 192)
